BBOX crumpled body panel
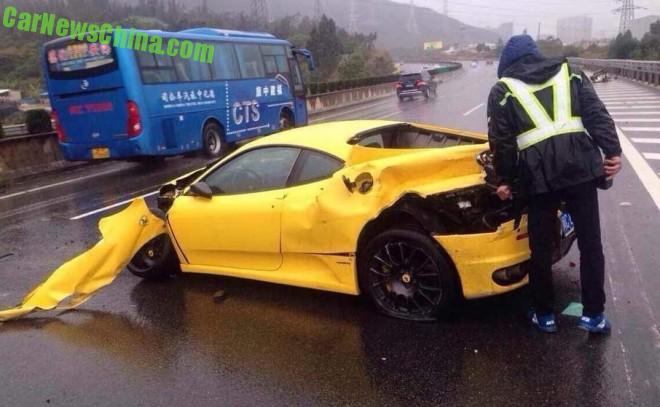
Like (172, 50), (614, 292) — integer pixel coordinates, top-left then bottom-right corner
(0, 199), (165, 322)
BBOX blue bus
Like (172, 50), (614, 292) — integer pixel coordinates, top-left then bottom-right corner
(43, 28), (314, 160)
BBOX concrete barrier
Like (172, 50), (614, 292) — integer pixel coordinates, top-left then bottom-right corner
(306, 82), (396, 115)
(0, 132), (64, 185)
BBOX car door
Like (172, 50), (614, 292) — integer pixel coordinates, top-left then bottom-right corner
(280, 149), (345, 254)
(168, 146), (301, 271)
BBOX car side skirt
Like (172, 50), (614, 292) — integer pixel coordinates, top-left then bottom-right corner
(181, 253), (359, 295)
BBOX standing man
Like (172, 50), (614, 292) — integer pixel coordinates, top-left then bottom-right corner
(487, 35), (622, 334)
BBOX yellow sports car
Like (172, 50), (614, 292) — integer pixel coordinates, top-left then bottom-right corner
(129, 120), (576, 321)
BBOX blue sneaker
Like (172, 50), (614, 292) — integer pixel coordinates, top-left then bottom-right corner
(528, 309), (558, 333)
(578, 314), (611, 334)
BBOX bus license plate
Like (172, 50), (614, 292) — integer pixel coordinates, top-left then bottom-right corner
(92, 147), (110, 159)
(560, 212), (575, 237)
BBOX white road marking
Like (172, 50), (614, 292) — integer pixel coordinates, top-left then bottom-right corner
(620, 127), (660, 132)
(631, 138), (660, 144)
(600, 96), (660, 103)
(70, 191), (159, 220)
(374, 111), (401, 120)
(617, 127), (660, 211)
(598, 91), (656, 96)
(614, 119), (660, 123)
(605, 100), (660, 107)
(607, 105), (660, 110)
(643, 152), (660, 160)
(462, 102), (485, 117)
(0, 168), (122, 202)
(611, 112), (660, 116)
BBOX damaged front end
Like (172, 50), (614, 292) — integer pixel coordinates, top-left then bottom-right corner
(372, 150), (576, 299)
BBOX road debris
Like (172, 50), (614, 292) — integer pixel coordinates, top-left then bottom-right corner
(0, 199), (165, 322)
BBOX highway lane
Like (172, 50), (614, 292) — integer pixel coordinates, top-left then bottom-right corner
(0, 63), (658, 406)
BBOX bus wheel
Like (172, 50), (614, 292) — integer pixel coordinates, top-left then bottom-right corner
(279, 110), (294, 131)
(202, 122), (228, 158)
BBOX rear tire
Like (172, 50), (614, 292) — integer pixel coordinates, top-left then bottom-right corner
(358, 228), (458, 321)
(128, 234), (180, 280)
(202, 121), (229, 159)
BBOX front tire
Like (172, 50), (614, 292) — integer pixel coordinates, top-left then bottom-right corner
(202, 122), (229, 158)
(279, 110), (295, 131)
(128, 234), (180, 280)
(358, 228), (458, 321)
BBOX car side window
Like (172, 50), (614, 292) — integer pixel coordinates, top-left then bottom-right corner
(204, 147), (300, 195)
(291, 150), (344, 186)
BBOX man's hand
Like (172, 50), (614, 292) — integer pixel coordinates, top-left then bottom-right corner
(496, 184), (513, 201)
(604, 156), (622, 179)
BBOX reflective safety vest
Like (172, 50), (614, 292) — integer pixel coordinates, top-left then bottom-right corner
(499, 63), (586, 151)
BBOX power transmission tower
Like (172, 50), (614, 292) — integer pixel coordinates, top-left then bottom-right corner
(348, 0), (359, 33)
(250, 0), (271, 27)
(613, 0), (644, 34)
(314, 0), (324, 21)
(407, 0), (418, 34)
(444, 0), (449, 15)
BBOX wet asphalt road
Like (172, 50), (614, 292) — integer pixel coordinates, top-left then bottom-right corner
(1, 63), (659, 406)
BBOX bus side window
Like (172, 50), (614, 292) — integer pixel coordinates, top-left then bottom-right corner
(173, 56), (193, 82)
(235, 44), (265, 79)
(260, 45), (288, 77)
(137, 50), (176, 84)
(211, 43), (241, 80)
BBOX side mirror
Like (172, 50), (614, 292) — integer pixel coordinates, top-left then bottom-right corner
(190, 182), (213, 199)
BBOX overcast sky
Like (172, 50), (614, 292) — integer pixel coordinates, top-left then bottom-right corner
(391, 0), (660, 38)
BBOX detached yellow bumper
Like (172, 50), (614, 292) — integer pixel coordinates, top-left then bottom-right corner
(435, 219), (530, 299)
(0, 199), (166, 322)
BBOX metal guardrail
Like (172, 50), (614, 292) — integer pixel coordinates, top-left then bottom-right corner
(570, 58), (660, 86)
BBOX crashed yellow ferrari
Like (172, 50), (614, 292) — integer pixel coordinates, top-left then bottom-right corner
(2, 120), (576, 322)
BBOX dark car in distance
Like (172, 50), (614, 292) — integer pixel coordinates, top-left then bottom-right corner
(396, 71), (436, 102)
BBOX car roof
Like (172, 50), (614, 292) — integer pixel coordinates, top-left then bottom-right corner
(244, 120), (401, 160)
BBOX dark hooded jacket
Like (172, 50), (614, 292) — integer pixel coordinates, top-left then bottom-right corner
(488, 35), (621, 195)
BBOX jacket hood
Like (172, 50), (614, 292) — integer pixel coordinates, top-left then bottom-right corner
(500, 55), (567, 84)
(498, 34), (543, 78)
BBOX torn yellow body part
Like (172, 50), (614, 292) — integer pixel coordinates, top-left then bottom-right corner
(0, 199), (165, 322)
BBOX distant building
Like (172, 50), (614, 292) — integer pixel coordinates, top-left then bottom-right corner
(495, 22), (513, 41)
(557, 16), (593, 45)
(629, 15), (660, 39)
(423, 41), (444, 51)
